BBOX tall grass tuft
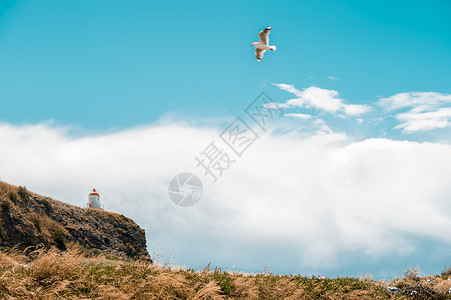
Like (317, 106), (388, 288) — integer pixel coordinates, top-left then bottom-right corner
(0, 248), (451, 299)
(29, 249), (76, 283)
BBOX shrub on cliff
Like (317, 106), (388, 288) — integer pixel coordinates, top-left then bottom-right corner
(0, 199), (11, 210)
(8, 192), (17, 204)
(17, 186), (29, 201)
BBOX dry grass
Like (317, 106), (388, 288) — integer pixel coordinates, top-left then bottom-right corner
(1, 181), (451, 298)
(0, 180), (149, 260)
(29, 248), (77, 283)
(0, 249), (450, 299)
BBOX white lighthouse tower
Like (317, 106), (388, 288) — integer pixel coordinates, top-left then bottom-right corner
(86, 188), (103, 209)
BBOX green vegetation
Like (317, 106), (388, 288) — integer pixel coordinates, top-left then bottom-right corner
(0, 199), (11, 210)
(51, 229), (66, 250)
(17, 185), (29, 201)
(41, 198), (53, 212)
(32, 217), (41, 232)
(0, 248), (450, 299)
(8, 192), (17, 204)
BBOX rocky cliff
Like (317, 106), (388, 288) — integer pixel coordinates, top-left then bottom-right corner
(0, 181), (150, 260)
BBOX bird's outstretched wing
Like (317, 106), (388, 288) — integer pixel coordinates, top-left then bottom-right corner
(258, 27), (271, 45)
(255, 48), (266, 61)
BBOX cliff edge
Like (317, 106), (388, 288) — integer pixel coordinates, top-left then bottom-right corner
(0, 181), (150, 260)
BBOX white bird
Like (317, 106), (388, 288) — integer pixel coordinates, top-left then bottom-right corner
(387, 286), (401, 293)
(250, 27), (276, 61)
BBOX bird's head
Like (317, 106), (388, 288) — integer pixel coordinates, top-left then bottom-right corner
(250, 42), (258, 47)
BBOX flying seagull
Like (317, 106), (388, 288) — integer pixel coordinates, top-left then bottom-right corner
(250, 27), (276, 61)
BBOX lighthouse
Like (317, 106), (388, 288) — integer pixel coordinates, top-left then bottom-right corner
(86, 188), (103, 209)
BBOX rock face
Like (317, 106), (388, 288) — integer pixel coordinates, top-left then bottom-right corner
(0, 181), (150, 260)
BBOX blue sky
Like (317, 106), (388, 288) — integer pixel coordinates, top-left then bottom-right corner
(1, 0), (450, 131)
(1, 0), (451, 279)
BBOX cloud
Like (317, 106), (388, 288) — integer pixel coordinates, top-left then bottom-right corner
(328, 76), (339, 80)
(1, 121), (451, 277)
(378, 92), (451, 133)
(271, 86), (451, 135)
(394, 107), (451, 133)
(273, 84), (303, 97)
(272, 84), (372, 116)
(313, 118), (333, 134)
(343, 104), (372, 116)
(378, 92), (451, 112)
(284, 113), (312, 120)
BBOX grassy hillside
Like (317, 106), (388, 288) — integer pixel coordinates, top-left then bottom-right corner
(0, 248), (450, 299)
(0, 181), (149, 260)
(1, 181), (450, 299)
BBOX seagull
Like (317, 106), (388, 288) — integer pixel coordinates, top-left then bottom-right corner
(250, 27), (277, 61)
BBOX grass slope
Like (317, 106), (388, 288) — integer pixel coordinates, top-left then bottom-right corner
(0, 248), (451, 299)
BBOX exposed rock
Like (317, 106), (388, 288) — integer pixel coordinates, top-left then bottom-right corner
(0, 181), (150, 260)
(402, 284), (438, 298)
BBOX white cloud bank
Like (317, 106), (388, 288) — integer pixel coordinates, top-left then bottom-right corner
(270, 84), (372, 116)
(1, 122), (451, 277)
(379, 92), (451, 133)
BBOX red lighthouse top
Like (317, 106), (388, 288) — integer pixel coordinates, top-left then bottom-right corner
(89, 188), (99, 196)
